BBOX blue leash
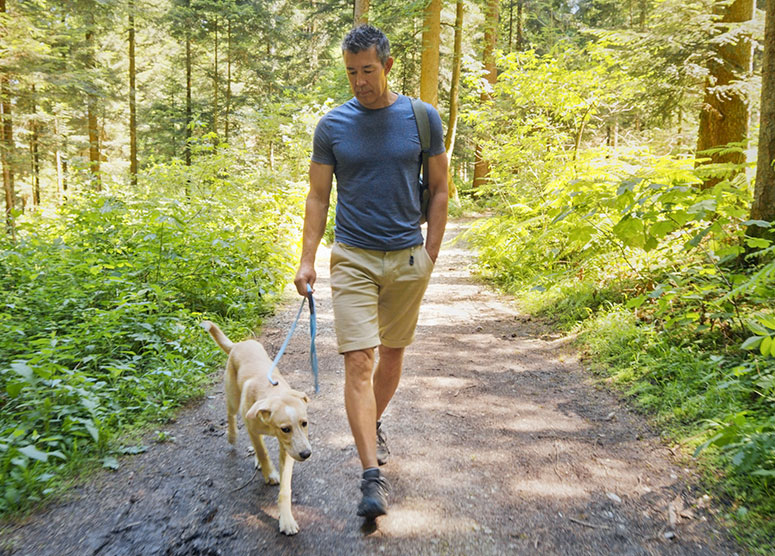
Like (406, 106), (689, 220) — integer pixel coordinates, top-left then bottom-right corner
(267, 284), (319, 393)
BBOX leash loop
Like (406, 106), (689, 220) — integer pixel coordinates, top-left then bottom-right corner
(266, 284), (319, 393)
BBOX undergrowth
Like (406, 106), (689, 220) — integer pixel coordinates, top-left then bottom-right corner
(465, 147), (775, 552)
(0, 149), (304, 515)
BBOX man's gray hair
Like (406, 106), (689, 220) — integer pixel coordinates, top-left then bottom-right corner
(341, 24), (390, 66)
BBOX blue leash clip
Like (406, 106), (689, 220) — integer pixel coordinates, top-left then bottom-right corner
(267, 284), (319, 393)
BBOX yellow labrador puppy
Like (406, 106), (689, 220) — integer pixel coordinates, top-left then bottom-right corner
(201, 320), (311, 535)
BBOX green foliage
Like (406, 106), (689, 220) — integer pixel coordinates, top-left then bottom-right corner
(0, 149), (303, 514)
(462, 23), (775, 548)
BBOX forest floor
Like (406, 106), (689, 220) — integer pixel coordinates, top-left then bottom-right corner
(1, 219), (744, 556)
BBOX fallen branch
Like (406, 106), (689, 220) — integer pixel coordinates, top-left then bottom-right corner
(231, 468), (257, 492)
(568, 517), (610, 530)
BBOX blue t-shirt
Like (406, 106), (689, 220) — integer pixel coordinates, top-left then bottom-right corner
(311, 94), (445, 251)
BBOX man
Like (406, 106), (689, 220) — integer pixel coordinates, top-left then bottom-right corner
(294, 24), (448, 520)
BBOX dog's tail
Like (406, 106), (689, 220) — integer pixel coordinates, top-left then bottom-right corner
(200, 320), (234, 354)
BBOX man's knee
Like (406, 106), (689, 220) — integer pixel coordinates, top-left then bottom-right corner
(344, 348), (375, 382)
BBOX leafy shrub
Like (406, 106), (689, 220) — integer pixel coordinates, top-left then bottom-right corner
(0, 150), (303, 513)
(462, 40), (775, 550)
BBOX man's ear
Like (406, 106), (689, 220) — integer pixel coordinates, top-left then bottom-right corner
(384, 56), (394, 75)
(246, 400), (272, 422)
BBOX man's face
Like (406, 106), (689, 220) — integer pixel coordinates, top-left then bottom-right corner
(343, 46), (393, 109)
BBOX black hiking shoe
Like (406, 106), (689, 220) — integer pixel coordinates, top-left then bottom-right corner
(356, 468), (389, 519)
(376, 420), (390, 466)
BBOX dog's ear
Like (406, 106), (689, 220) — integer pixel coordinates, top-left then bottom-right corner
(245, 400), (273, 422)
(289, 390), (310, 404)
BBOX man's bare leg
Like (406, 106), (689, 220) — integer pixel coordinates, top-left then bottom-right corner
(374, 345), (404, 421)
(344, 348), (378, 469)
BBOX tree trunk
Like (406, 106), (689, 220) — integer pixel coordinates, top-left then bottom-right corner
(86, 21), (101, 190)
(1, 74), (14, 234)
(185, 6), (192, 168)
(1, 0), (16, 235)
(30, 85), (40, 206)
(473, 0), (499, 188)
(129, 0), (138, 186)
(54, 115), (66, 200)
(445, 1), (464, 198)
(748, 0), (775, 240)
(420, 0), (442, 107)
(517, 1), (523, 51)
(507, 1), (513, 51)
(225, 18), (232, 142)
(213, 16), (219, 140)
(354, 0), (369, 26)
(695, 0), (755, 189)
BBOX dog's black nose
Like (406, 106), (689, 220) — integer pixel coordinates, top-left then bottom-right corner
(299, 450), (311, 460)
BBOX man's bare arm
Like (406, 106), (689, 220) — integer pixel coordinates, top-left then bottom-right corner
(424, 152), (449, 262)
(294, 161), (334, 295)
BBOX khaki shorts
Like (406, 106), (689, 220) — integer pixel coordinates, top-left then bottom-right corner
(330, 242), (434, 354)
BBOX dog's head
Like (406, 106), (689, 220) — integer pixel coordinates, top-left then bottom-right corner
(246, 390), (311, 462)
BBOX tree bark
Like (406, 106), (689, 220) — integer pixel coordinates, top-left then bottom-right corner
(213, 15), (219, 140)
(185, 0), (192, 169)
(84, 6), (102, 191)
(473, 0), (499, 188)
(748, 0), (775, 240)
(445, 0), (464, 198)
(86, 19), (101, 190)
(1, 74), (14, 234)
(420, 0), (442, 107)
(129, 0), (138, 186)
(225, 18), (232, 142)
(1, 0), (15, 235)
(30, 85), (40, 206)
(695, 0), (755, 189)
(354, 0), (369, 26)
(517, 1), (523, 51)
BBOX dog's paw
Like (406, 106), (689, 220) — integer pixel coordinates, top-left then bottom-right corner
(278, 513), (299, 536)
(264, 470), (280, 485)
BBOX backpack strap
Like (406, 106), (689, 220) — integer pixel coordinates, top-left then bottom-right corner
(411, 98), (430, 185)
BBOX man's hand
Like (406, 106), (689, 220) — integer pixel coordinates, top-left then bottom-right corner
(294, 263), (316, 297)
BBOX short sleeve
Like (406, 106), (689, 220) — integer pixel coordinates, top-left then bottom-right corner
(311, 117), (335, 166)
(427, 104), (446, 157)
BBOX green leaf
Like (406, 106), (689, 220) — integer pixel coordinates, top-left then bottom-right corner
(85, 422), (99, 442)
(687, 199), (717, 215)
(742, 219), (772, 229)
(6, 382), (24, 397)
(612, 216), (645, 248)
(626, 294), (647, 309)
(745, 237), (771, 249)
(18, 445), (50, 462)
(102, 456), (120, 470)
(650, 220), (676, 239)
(10, 362), (33, 381)
(761, 336), (773, 357)
(748, 320), (770, 336)
(756, 314), (775, 330)
(694, 432), (724, 457)
(741, 336), (763, 350)
(685, 225), (712, 249)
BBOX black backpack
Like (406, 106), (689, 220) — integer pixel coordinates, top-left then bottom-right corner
(411, 98), (431, 224)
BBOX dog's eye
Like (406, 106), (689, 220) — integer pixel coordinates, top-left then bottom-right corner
(281, 426), (291, 434)
(301, 421), (308, 428)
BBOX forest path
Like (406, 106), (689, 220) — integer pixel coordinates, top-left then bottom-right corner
(2, 219), (741, 556)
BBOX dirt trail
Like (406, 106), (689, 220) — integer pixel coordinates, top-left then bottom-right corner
(2, 219), (741, 556)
